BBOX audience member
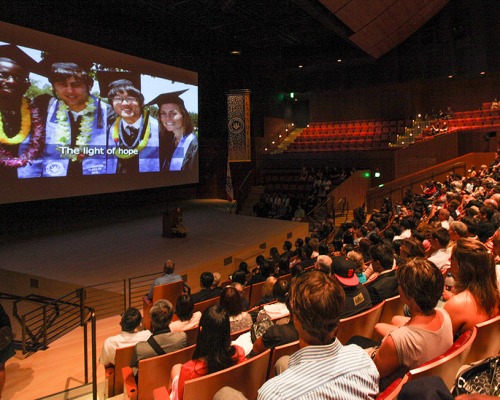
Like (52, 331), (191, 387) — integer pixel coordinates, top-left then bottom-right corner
(169, 294), (202, 332)
(130, 299), (186, 375)
(256, 276), (277, 306)
(212, 272), (221, 289)
(231, 270), (247, 286)
(280, 241), (293, 260)
(427, 228), (451, 272)
(99, 307), (151, 366)
(490, 227), (500, 290)
(257, 270), (379, 399)
(443, 238), (500, 337)
(347, 251), (367, 283)
(252, 310), (298, 356)
(331, 256), (372, 317)
(314, 254), (332, 274)
(147, 260), (183, 300)
(491, 97), (499, 110)
(476, 205), (496, 243)
(190, 272), (221, 304)
(370, 258), (453, 391)
(262, 280), (290, 319)
(219, 286), (252, 333)
(399, 237), (426, 262)
(170, 305), (246, 400)
(366, 244), (398, 305)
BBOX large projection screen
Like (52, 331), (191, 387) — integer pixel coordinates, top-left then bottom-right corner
(0, 22), (199, 205)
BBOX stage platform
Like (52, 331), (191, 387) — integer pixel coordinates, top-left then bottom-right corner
(0, 199), (309, 295)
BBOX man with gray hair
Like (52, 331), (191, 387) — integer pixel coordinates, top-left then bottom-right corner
(314, 255), (332, 274)
(448, 221), (468, 252)
(130, 299), (186, 374)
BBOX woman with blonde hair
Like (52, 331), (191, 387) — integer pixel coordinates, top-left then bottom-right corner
(347, 250), (367, 283)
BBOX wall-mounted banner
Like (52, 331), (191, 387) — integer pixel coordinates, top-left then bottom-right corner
(227, 90), (251, 162)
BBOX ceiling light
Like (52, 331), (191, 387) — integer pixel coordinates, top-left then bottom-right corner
(337, 59), (342, 63)
(480, 71), (486, 75)
(448, 75), (453, 78)
(230, 50), (241, 55)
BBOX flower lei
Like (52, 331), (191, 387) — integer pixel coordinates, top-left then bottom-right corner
(111, 111), (151, 159)
(55, 97), (96, 162)
(0, 97), (31, 145)
(0, 98), (45, 168)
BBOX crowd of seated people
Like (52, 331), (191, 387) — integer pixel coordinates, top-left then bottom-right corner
(252, 166), (354, 221)
(100, 160), (500, 397)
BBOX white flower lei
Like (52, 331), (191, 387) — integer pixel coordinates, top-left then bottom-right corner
(55, 97), (96, 162)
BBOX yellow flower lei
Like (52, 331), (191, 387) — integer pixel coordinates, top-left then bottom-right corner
(55, 97), (96, 162)
(111, 111), (151, 159)
(0, 98), (31, 144)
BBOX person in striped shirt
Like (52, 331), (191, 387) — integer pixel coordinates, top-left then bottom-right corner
(258, 270), (379, 400)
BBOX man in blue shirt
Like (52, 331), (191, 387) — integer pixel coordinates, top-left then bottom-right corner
(147, 260), (183, 300)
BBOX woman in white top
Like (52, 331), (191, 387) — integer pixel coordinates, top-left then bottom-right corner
(169, 294), (201, 332)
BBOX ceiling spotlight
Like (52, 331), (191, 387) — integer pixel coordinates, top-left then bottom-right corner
(480, 71), (486, 75)
(448, 75), (453, 78)
(298, 65), (303, 68)
(337, 59), (342, 63)
(230, 50), (241, 55)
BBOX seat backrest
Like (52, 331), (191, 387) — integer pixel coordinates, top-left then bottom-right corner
(183, 349), (271, 400)
(137, 344), (196, 400)
(376, 375), (409, 400)
(249, 281), (266, 308)
(192, 296), (220, 315)
(111, 345), (135, 397)
(153, 280), (185, 304)
(242, 285), (251, 302)
(184, 326), (199, 346)
(336, 300), (386, 345)
(143, 281), (185, 330)
(267, 340), (300, 379)
(465, 314), (500, 364)
(408, 328), (477, 389)
(378, 295), (406, 325)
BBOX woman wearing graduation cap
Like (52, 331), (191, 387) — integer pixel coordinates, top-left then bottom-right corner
(147, 90), (198, 172)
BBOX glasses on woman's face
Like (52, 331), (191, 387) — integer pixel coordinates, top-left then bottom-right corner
(112, 96), (138, 104)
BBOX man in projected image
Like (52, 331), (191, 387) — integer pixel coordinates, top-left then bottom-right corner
(42, 62), (112, 177)
(106, 79), (160, 173)
(147, 90), (198, 172)
(0, 45), (44, 179)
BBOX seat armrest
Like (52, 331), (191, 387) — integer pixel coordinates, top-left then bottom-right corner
(104, 365), (115, 398)
(122, 366), (138, 400)
(143, 295), (152, 306)
(153, 386), (170, 400)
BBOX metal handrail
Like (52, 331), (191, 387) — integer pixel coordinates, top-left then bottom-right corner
(8, 290), (98, 399)
(257, 122), (294, 153)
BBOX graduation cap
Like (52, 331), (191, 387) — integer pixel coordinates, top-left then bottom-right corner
(95, 70), (141, 96)
(0, 44), (40, 75)
(37, 52), (94, 78)
(145, 89), (189, 108)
